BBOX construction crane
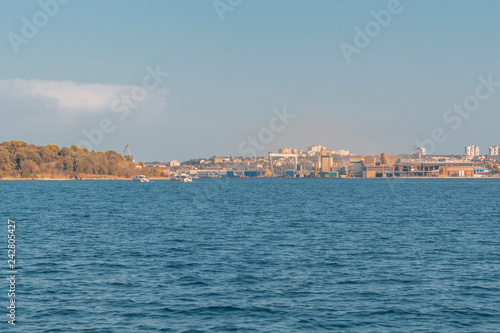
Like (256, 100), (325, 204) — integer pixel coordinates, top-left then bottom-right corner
(123, 144), (135, 162)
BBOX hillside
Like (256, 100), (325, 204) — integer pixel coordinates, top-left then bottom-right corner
(0, 141), (161, 180)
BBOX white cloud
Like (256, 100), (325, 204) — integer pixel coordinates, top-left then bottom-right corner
(0, 78), (167, 116)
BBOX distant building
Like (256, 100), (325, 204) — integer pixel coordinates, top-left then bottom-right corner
(320, 149), (332, 173)
(489, 146), (500, 156)
(244, 169), (266, 177)
(278, 147), (298, 154)
(169, 160), (181, 167)
(380, 153), (387, 165)
(211, 157), (231, 164)
(362, 162), (474, 178)
(413, 146), (427, 156)
(364, 156), (376, 165)
(474, 166), (491, 175)
(332, 149), (350, 156)
(349, 156), (363, 177)
(307, 145), (323, 153)
(465, 145), (480, 157)
(384, 154), (398, 165)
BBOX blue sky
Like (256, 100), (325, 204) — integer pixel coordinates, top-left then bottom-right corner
(1, 0), (500, 161)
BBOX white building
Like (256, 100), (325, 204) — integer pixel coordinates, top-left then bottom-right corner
(489, 146), (500, 156)
(169, 160), (181, 167)
(332, 150), (350, 156)
(307, 145), (323, 153)
(465, 145), (480, 157)
(413, 146), (427, 156)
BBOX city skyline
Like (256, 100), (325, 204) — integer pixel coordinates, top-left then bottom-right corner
(157, 142), (500, 163)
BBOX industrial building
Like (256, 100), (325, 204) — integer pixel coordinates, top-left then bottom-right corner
(364, 156), (376, 165)
(320, 149), (332, 173)
(427, 162), (475, 177)
(382, 154), (398, 164)
(226, 168), (270, 177)
(349, 156), (363, 177)
(362, 162), (475, 178)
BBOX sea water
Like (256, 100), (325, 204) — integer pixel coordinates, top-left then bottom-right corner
(1, 179), (499, 332)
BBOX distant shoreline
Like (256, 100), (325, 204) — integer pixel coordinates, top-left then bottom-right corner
(0, 177), (169, 181)
(0, 176), (498, 181)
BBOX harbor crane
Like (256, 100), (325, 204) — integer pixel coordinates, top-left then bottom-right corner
(315, 153), (321, 177)
(269, 152), (298, 177)
(123, 144), (135, 162)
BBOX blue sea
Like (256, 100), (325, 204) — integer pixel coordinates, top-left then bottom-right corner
(1, 179), (500, 332)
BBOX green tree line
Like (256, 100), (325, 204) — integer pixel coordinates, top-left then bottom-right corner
(0, 141), (161, 179)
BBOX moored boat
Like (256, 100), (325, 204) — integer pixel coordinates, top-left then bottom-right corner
(171, 174), (193, 182)
(132, 175), (149, 182)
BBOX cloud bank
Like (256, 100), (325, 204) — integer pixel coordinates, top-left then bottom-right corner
(0, 78), (168, 116)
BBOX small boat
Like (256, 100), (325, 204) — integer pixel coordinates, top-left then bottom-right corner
(171, 174), (193, 182)
(132, 175), (149, 182)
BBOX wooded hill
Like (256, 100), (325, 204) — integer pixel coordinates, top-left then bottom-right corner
(0, 141), (160, 179)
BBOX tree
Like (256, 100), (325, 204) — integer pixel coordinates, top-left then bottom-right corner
(0, 141), (149, 179)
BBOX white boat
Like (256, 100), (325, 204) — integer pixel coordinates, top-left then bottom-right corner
(132, 175), (149, 182)
(171, 174), (193, 182)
